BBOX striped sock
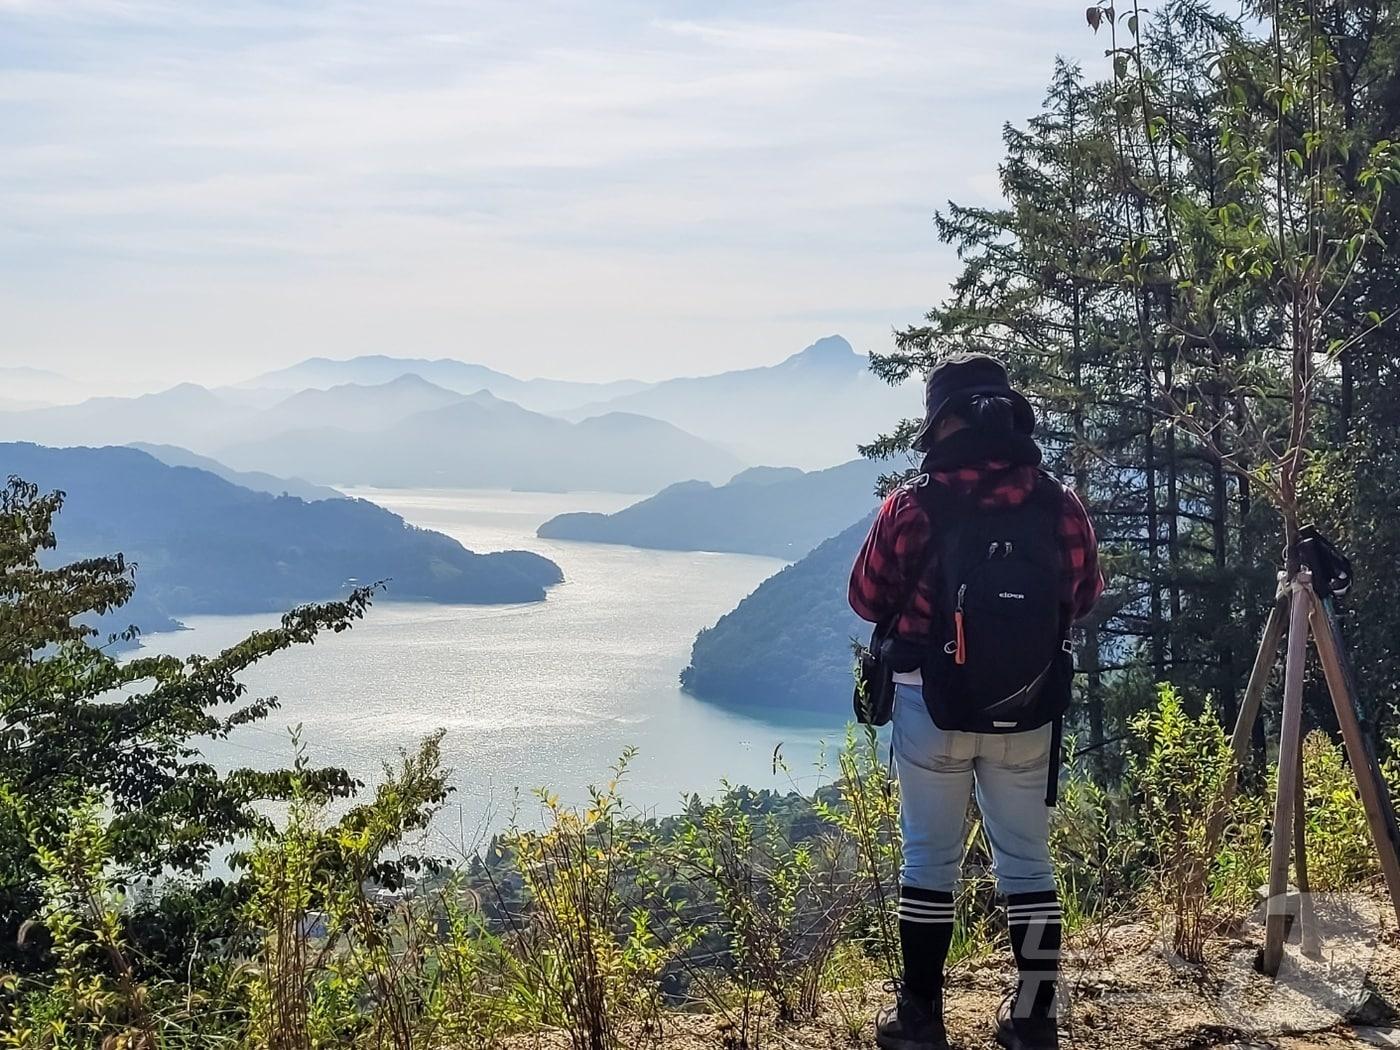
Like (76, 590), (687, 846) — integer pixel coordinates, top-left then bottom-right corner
(1005, 890), (1061, 1020)
(897, 885), (954, 1003)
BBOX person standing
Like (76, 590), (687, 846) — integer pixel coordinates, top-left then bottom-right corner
(849, 354), (1103, 1050)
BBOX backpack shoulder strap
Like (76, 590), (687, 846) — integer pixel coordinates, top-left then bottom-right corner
(1032, 468), (1068, 505)
(1030, 471), (1075, 639)
(907, 470), (947, 516)
(1028, 470), (1071, 538)
(876, 474), (945, 636)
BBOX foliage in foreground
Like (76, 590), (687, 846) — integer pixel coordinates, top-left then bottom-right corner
(3, 686), (1389, 1049)
(0, 477), (372, 969)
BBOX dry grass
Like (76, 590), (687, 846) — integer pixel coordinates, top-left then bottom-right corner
(504, 891), (1400, 1050)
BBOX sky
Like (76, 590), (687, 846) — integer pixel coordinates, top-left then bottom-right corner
(0, 1), (1107, 393)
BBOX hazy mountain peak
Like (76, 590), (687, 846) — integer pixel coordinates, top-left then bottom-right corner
(219, 389), (743, 493)
(778, 335), (860, 370)
(559, 334), (909, 470)
(240, 355), (516, 394)
(463, 388), (507, 404)
(728, 466), (806, 486)
(0, 366), (86, 406)
(144, 382), (223, 402)
(329, 354), (480, 371)
(254, 373), (467, 435)
(577, 410), (678, 429)
(301, 373), (461, 399)
(235, 355), (649, 415)
(372, 372), (452, 391)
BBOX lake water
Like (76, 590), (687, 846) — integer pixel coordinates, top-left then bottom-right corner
(131, 488), (845, 856)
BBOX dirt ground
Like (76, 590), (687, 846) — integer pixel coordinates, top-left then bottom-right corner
(506, 890), (1400, 1049)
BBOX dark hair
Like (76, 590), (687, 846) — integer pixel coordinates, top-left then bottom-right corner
(950, 394), (1017, 434)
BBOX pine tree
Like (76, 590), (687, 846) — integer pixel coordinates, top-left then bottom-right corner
(865, 0), (1400, 762)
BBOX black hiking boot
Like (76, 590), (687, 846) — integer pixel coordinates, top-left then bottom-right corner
(994, 992), (1058, 1050)
(875, 986), (950, 1050)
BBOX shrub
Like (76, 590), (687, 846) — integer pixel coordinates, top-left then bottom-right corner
(814, 727), (902, 980)
(1299, 731), (1375, 891)
(240, 732), (487, 1050)
(0, 794), (195, 1048)
(498, 751), (682, 1050)
(1050, 744), (1147, 940)
(1123, 685), (1263, 961)
(668, 783), (857, 1030)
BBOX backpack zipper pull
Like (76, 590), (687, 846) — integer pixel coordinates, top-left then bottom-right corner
(954, 583), (967, 666)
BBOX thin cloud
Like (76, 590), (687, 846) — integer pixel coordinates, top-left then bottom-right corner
(0, 0), (1107, 389)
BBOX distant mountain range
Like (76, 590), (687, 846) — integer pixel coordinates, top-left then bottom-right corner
(240, 355), (650, 414)
(218, 389), (745, 492)
(0, 366), (100, 406)
(0, 335), (915, 492)
(680, 514), (872, 712)
(0, 378), (742, 494)
(562, 336), (914, 469)
(0, 383), (246, 450)
(236, 335), (913, 470)
(247, 373), (471, 434)
(537, 458), (883, 559)
(128, 443), (343, 501)
(0, 443), (564, 634)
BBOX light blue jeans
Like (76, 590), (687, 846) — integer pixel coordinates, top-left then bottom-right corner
(892, 683), (1056, 896)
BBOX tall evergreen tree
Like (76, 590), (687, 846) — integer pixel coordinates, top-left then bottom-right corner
(866, 0), (1400, 759)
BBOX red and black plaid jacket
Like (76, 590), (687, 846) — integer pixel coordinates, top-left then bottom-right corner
(849, 461), (1103, 641)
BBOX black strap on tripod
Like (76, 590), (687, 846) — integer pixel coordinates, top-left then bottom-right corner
(1296, 524), (1352, 599)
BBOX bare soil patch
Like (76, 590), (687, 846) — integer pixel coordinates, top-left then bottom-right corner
(506, 891), (1400, 1049)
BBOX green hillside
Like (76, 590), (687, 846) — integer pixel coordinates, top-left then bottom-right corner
(0, 443), (563, 631)
(680, 513), (873, 712)
(538, 458), (881, 559)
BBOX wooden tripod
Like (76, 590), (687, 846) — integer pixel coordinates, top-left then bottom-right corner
(1220, 569), (1400, 976)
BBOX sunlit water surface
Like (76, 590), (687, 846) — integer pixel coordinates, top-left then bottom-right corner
(131, 488), (844, 857)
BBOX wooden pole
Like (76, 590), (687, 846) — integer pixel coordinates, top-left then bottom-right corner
(1293, 740), (1321, 957)
(1205, 582), (1289, 861)
(1230, 581), (1289, 768)
(1261, 573), (1312, 976)
(1308, 588), (1400, 929)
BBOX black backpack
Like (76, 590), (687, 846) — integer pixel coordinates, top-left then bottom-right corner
(913, 469), (1073, 736)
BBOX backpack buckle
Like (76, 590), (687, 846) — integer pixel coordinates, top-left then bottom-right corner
(1062, 639), (1074, 654)
(944, 640), (959, 656)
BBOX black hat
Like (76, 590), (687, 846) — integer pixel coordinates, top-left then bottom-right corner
(911, 353), (1035, 452)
